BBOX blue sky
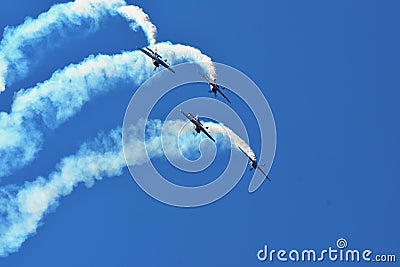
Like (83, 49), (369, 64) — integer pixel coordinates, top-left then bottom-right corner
(0, 0), (399, 266)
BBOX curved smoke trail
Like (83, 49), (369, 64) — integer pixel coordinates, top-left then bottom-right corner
(0, 42), (216, 177)
(0, 0), (157, 92)
(204, 121), (256, 160)
(117, 5), (157, 47)
(0, 128), (125, 257)
(0, 0), (252, 259)
(156, 42), (217, 81)
(0, 119), (252, 256)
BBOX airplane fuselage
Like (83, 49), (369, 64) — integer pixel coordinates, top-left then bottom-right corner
(138, 47), (175, 73)
(209, 83), (218, 94)
(181, 110), (215, 143)
(250, 161), (258, 169)
(191, 118), (202, 134)
(153, 60), (160, 68)
(208, 82), (231, 103)
(238, 146), (270, 181)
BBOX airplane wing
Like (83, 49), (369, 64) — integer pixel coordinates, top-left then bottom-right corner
(239, 147), (271, 181)
(216, 88), (232, 104)
(181, 110), (200, 126)
(157, 59), (176, 73)
(199, 125), (216, 142)
(145, 47), (156, 55)
(138, 47), (155, 60)
(238, 146), (252, 160)
(139, 47), (175, 73)
(181, 110), (215, 142)
(146, 47), (163, 60)
(181, 110), (193, 122)
(256, 166), (271, 181)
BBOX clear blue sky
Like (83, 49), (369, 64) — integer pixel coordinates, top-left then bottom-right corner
(0, 0), (399, 266)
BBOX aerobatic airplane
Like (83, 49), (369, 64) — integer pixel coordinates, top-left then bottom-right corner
(181, 109), (215, 142)
(201, 74), (231, 104)
(238, 146), (271, 181)
(138, 47), (175, 73)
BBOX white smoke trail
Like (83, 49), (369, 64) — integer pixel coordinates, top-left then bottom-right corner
(0, 0), (158, 92)
(204, 121), (256, 161)
(0, 50), (148, 177)
(0, 0), (231, 259)
(0, 119), (252, 256)
(0, 42), (216, 177)
(156, 42), (217, 81)
(0, 128), (125, 257)
(117, 6), (157, 47)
